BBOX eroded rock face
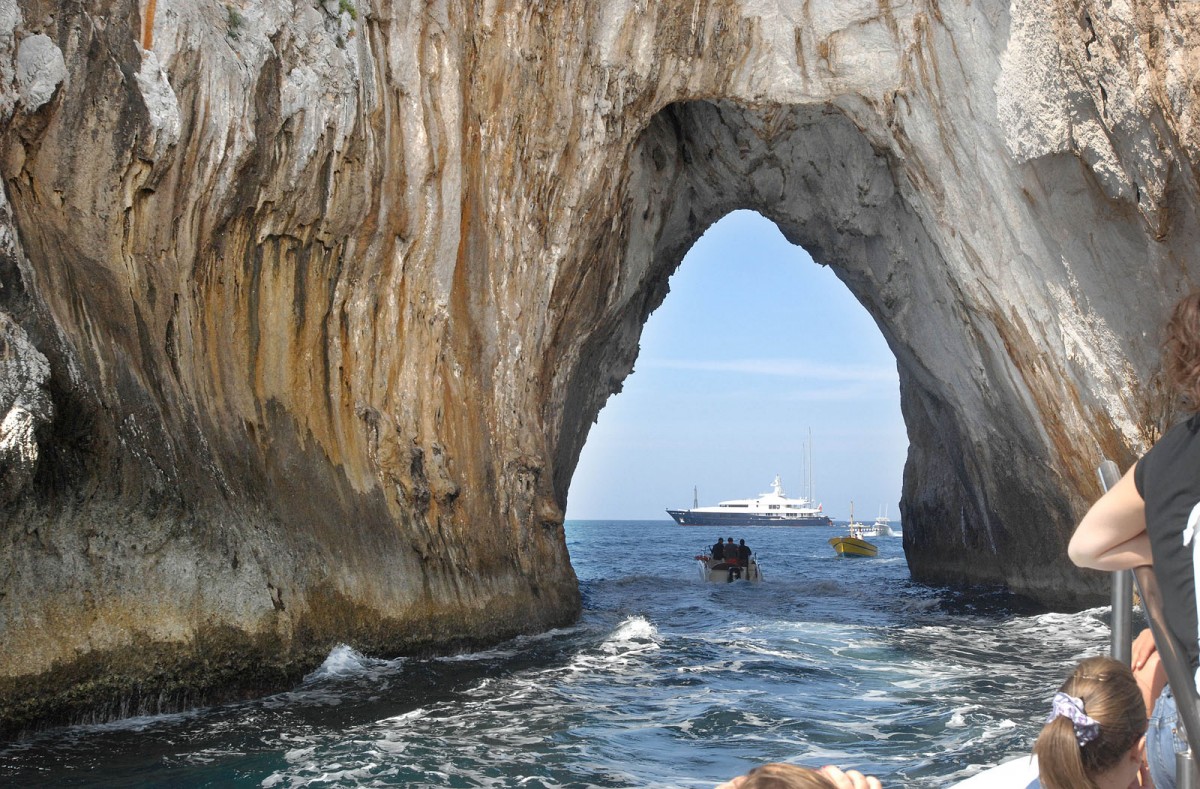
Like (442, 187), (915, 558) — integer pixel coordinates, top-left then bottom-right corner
(0, 0), (1197, 734)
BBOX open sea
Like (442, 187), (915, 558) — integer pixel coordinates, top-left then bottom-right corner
(0, 520), (1116, 787)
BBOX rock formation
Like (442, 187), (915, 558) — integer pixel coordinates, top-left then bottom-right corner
(1, 0), (1197, 734)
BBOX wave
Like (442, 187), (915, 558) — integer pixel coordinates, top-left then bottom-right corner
(607, 615), (660, 644)
(303, 643), (387, 681)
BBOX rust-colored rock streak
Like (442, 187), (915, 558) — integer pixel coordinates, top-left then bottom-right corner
(1, 0), (1198, 735)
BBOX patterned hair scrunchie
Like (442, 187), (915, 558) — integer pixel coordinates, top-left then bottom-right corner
(1046, 691), (1101, 746)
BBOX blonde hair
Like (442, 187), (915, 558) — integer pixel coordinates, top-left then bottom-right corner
(1033, 656), (1146, 789)
(736, 763), (838, 789)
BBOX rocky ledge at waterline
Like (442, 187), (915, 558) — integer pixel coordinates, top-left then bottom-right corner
(1, 0), (1197, 736)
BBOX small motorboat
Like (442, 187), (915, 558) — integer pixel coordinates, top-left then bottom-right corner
(695, 553), (763, 583)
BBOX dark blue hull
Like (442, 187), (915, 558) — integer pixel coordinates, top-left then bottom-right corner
(667, 509), (833, 527)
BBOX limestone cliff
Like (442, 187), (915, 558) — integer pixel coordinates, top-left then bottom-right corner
(1, 0), (1197, 735)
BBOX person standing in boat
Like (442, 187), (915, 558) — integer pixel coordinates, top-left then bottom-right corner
(1069, 288), (1200, 789)
(712, 537), (726, 561)
(724, 536), (741, 580)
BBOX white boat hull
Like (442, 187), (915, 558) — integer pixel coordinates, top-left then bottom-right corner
(948, 755), (1038, 788)
(696, 556), (763, 583)
(670, 509), (832, 527)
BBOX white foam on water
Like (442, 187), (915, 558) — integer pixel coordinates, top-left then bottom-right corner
(284, 745), (316, 762)
(607, 615), (659, 644)
(740, 643), (820, 661)
(894, 596), (943, 613)
(379, 707), (427, 725)
(436, 623), (590, 664)
(596, 616), (661, 659)
(436, 646), (519, 662)
(304, 644), (377, 681)
(543, 615), (666, 679)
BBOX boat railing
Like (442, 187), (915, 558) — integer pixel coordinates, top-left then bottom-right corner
(1101, 459), (1200, 786)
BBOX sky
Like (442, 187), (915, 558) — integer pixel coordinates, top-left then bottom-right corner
(564, 210), (909, 522)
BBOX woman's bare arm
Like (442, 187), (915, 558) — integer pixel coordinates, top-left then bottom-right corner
(1067, 462), (1152, 571)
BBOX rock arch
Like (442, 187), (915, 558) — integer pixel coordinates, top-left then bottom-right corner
(555, 90), (1175, 607)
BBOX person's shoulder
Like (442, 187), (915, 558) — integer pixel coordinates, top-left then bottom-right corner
(1145, 414), (1200, 463)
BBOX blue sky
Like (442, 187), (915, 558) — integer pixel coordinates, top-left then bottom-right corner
(564, 210), (908, 522)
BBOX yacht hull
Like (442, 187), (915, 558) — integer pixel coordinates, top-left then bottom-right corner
(667, 509), (833, 527)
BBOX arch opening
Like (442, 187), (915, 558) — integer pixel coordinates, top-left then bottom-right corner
(565, 209), (907, 525)
(548, 99), (1099, 606)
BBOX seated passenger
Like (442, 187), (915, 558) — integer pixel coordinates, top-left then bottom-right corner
(1034, 655), (1148, 789)
(715, 762), (882, 789)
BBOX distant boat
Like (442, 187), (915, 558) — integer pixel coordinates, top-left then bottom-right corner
(871, 505), (899, 537)
(667, 475), (833, 527)
(830, 501), (878, 557)
(828, 535), (878, 558)
(694, 550), (764, 583)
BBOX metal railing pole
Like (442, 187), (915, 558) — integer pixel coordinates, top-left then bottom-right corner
(1181, 752), (1198, 789)
(1110, 569), (1133, 665)
(1098, 460), (1134, 664)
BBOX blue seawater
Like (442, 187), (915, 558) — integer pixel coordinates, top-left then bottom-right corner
(0, 520), (1116, 787)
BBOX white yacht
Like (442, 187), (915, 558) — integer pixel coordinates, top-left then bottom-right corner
(870, 505), (899, 537)
(667, 475), (833, 527)
(854, 504), (892, 537)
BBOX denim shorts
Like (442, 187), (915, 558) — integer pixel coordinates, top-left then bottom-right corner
(1148, 685), (1192, 789)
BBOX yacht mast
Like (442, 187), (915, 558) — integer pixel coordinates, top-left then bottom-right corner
(801, 436), (811, 498)
(807, 427), (814, 503)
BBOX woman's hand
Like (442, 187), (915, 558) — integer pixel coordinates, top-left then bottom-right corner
(1132, 628), (1158, 671)
(819, 765), (883, 789)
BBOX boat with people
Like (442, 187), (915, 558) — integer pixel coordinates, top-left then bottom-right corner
(828, 534), (878, 558)
(667, 475), (832, 527)
(830, 502), (878, 557)
(695, 548), (763, 583)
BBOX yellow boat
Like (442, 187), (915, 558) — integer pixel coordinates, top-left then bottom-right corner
(830, 501), (878, 557)
(829, 535), (878, 558)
